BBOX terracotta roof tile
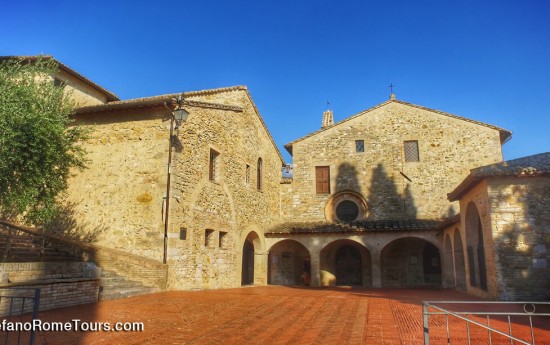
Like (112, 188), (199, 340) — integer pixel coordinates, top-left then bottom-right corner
(265, 219), (441, 235)
(448, 152), (550, 201)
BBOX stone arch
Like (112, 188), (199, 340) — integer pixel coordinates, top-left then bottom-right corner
(453, 228), (467, 291)
(381, 237), (442, 287)
(324, 191), (369, 222)
(241, 231), (263, 286)
(320, 239), (372, 287)
(267, 239), (310, 286)
(443, 233), (455, 288)
(188, 179), (237, 228)
(465, 202), (487, 290)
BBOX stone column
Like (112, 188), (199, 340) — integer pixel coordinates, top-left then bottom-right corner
(255, 251), (268, 286)
(311, 252), (321, 287)
(371, 249), (382, 288)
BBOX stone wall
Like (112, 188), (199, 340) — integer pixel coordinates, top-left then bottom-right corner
(0, 262), (100, 316)
(66, 109), (169, 261)
(282, 101), (504, 222)
(457, 181), (499, 299)
(0, 262), (99, 284)
(166, 89), (283, 290)
(488, 176), (550, 300)
(55, 69), (109, 107)
(66, 87), (283, 290)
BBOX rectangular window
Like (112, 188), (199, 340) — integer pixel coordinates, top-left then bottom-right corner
(404, 140), (420, 162)
(315, 166), (330, 194)
(219, 231), (228, 248)
(257, 158), (263, 191)
(205, 229), (215, 247)
(355, 140), (364, 152)
(209, 149), (219, 181)
(245, 164), (250, 185)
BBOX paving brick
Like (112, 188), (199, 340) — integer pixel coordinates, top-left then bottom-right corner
(2, 287), (549, 345)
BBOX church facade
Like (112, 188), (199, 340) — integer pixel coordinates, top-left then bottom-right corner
(5, 56), (548, 300)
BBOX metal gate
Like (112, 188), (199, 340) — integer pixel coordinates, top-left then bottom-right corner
(0, 288), (41, 345)
(423, 300), (550, 345)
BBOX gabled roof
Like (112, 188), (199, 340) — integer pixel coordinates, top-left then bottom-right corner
(74, 85), (285, 163)
(284, 99), (512, 155)
(448, 152), (550, 201)
(0, 55), (119, 102)
(74, 89), (245, 114)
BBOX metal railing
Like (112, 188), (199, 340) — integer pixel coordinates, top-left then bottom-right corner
(0, 288), (41, 345)
(423, 301), (550, 345)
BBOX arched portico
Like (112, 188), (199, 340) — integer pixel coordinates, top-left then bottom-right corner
(381, 237), (442, 287)
(320, 239), (372, 287)
(268, 239), (310, 286)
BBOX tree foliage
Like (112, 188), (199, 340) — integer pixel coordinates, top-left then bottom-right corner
(0, 57), (86, 225)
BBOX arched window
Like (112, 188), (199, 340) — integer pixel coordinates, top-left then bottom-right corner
(257, 158), (263, 191)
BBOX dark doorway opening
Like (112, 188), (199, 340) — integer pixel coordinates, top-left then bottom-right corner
(335, 245), (362, 286)
(242, 239), (254, 285)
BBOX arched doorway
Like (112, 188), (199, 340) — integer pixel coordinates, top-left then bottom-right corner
(242, 239), (254, 285)
(454, 230), (467, 291)
(381, 237), (442, 287)
(465, 202), (487, 290)
(443, 234), (455, 288)
(268, 240), (310, 286)
(320, 240), (371, 287)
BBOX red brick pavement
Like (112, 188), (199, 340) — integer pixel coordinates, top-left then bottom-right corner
(2, 286), (549, 345)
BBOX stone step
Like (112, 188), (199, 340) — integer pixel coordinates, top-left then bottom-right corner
(98, 269), (158, 301)
(99, 287), (159, 301)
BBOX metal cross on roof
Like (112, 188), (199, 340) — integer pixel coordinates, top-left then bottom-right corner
(389, 83), (394, 93)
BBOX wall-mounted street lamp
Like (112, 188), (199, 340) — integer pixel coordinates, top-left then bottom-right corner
(163, 95), (189, 264)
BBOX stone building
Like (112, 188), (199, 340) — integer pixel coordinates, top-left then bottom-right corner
(67, 86), (284, 290)
(268, 95), (511, 290)
(442, 153), (550, 300)
(3, 55), (549, 300)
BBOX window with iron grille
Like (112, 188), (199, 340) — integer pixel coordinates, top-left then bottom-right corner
(257, 158), (263, 191)
(355, 140), (364, 152)
(209, 149), (219, 181)
(404, 140), (420, 162)
(315, 166), (330, 194)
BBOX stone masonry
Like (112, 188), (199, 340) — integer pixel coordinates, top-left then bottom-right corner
(282, 100), (507, 222)
(66, 86), (283, 291)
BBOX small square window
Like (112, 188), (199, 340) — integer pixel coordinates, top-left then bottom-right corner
(355, 140), (364, 152)
(219, 231), (228, 248)
(404, 140), (420, 162)
(179, 228), (187, 240)
(205, 229), (215, 247)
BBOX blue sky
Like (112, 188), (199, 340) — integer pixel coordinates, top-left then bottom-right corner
(2, 0), (549, 163)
